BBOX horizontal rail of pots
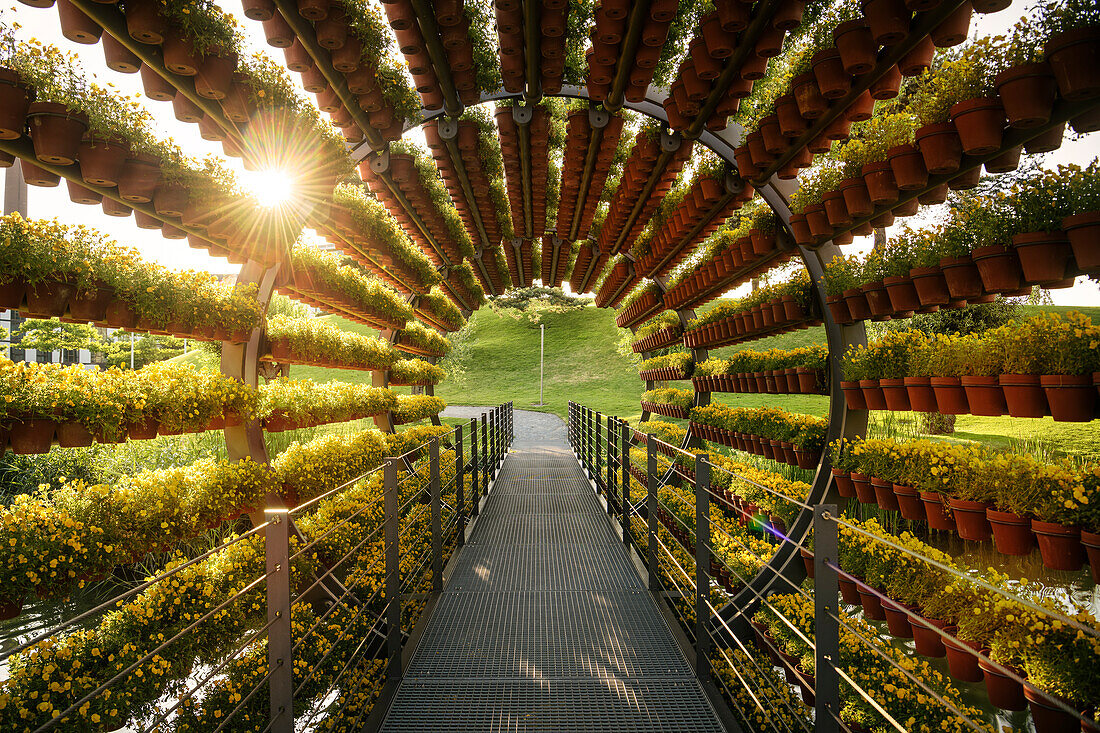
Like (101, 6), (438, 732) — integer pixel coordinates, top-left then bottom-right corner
(392, 341), (448, 359)
(593, 258), (635, 308)
(638, 366), (691, 382)
(496, 106), (550, 238)
(630, 429), (680, 459)
(663, 0), (789, 135)
(634, 174), (751, 281)
(382, 0), (481, 112)
(277, 282), (407, 331)
(692, 368), (826, 396)
(387, 377), (438, 387)
(471, 247), (508, 295)
(391, 410), (443, 426)
(739, 0), (981, 185)
(683, 295), (818, 350)
(424, 119), (502, 249)
(616, 286), (664, 329)
(0, 277), (257, 343)
(829, 469), (1099, 583)
(540, 235), (570, 288)
(790, 96), (1100, 250)
(827, 219), (1100, 327)
(501, 0), (569, 97)
(262, 408), (388, 432)
(568, 240), (610, 294)
(585, 0), (674, 107)
(443, 267), (481, 309)
(413, 307), (459, 333)
(318, 203), (437, 294)
(640, 400), (690, 420)
(556, 110), (625, 241)
(663, 233), (799, 312)
(632, 324), (683, 353)
(261, 0), (407, 145)
(263, 338), (392, 372)
(360, 156), (465, 267)
(1, 411), (245, 455)
(840, 373), (1100, 423)
(692, 421), (821, 470)
(503, 238), (536, 288)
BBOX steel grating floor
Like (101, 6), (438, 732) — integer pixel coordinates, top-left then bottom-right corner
(380, 413), (724, 732)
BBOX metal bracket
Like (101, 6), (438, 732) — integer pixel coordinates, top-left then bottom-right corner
(659, 129), (682, 153)
(438, 119), (459, 140)
(370, 148), (392, 174)
(588, 108), (611, 129)
(723, 171), (745, 195)
(512, 105), (533, 125)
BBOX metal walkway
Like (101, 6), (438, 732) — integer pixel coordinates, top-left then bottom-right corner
(380, 412), (725, 732)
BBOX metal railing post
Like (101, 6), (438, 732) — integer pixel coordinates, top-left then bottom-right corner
(456, 425), (465, 546)
(481, 413), (488, 489)
(430, 437), (442, 592)
(695, 455), (711, 681)
(814, 505), (841, 733)
(646, 439), (659, 591)
(605, 414), (615, 507)
(470, 417), (480, 516)
(621, 419), (630, 547)
(594, 410), (602, 483)
(265, 507), (293, 733)
(488, 408), (496, 478)
(384, 457), (402, 678)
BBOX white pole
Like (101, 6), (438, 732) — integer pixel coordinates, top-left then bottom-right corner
(130, 331), (134, 370)
(540, 323), (544, 406)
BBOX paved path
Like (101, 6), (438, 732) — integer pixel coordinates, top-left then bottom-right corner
(381, 410), (724, 732)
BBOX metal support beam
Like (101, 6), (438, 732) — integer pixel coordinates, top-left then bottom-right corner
(814, 505), (840, 733)
(514, 105), (535, 237)
(604, 0), (653, 112)
(439, 120), (494, 249)
(694, 455), (711, 680)
(369, 150), (452, 267)
(568, 107), (611, 241)
(264, 508), (293, 733)
(610, 129), (682, 254)
(522, 0), (542, 102)
(409, 0), (464, 117)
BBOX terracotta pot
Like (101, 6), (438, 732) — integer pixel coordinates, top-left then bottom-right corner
(861, 0), (909, 46)
(931, 0), (972, 47)
(882, 599), (914, 638)
(1045, 27), (1100, 101)
(921, 492), (956, 532)
(930, 376), (969, 415)
(939, 255), (984, 299)
(857, 584), (887, 620)
(68, 286), (112, 322)
(861, 161), (899, 205)
(961, 375), (1006, 416)
(852, 473), (876, 504)
(985, 508), (1035, 556)
(1025, 685), (1082, 733)
(1012, 231), (1072, 285)
(196, 51), (238, 100)
(832, 468), (856, 498)
(838, 576), (861, 605)
(887, 144), (928, 190)
(1063, 212), (1100, 273)
(972, 245), (1023, 293)
(1041, 374), (1097, 422)
(0, 68), (31, 140)
(827, 295), (852, 325)
(27, 101), (87, 165)
(117, 156), (162, 203)
(860, 379), (887, 411)
(842, 287), (870, 321)
(911, 615), (947, 657)
(1032, 519), (1085, 571)
(833, 19), (875, 75)
(979, 658), (1026, 710)
(1080, 529), (1100, 583)
(915, 122), (963, 175)
(950, 97), (1005, 155)
(24, 279), (75, 318)
(995, 62), (1057, 128)
(841, 381), (866, 410)
(909, 266), (950, 306)
(998, 374), (1048, 418)
(893, 484), (925, 522)
(9, 418), (55, 454)
(948, 498), (993, 541)
(943, 631), (984, 683)
(812, 49), (849, 99)
(872, 476), (900, 511)
(883, 275), (919, 314)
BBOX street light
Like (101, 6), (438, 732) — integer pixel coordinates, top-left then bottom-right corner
(537, 323), (545, 406)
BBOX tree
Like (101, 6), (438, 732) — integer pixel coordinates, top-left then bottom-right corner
(101, 333), (185, 369)
(11, 318), (107, 361)
(490, 286), (589, 326)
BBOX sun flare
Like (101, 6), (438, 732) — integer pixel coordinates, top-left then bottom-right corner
(240, 168), (296, 207)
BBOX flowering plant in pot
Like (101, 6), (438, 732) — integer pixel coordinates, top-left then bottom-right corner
(1032, 310), (1100, 422)
(1041, 0), (1100, 103)
(1058, 161), (1100, 273)
(822, 254), (865, 324)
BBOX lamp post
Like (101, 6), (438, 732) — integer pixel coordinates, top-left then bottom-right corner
(538, 323), (545, 406)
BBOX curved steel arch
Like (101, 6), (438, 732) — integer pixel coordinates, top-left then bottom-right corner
(346, 83), (870, 632)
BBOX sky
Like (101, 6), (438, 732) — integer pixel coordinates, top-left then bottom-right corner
(3, 1), (1098, 307)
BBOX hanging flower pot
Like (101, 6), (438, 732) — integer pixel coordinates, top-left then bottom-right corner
(879, 378), (910, 411)
(57, 421), (94, 448)
(909, 266), (950, 306)
(27, 102), (87, 166)
(831, 468), (855, 497)
(943, 631), (984, 683)
(9, 418), (55, 454)
(841, 381), (867, 411)
(125, 0), (167, 44)
(1024, 686), (1082, 733)
(827, 295), (852, 325)
(117, 154), (162, 203)
(882, 599), (915, 638)
(68, 285), (113, 322)
(920, 492), (957, 531)
(915, 122), (963, 175)
(900, 35), (935, 76)
(861, 161), (899, 205)
(1063, 212), (1100, 273)
(1012, 231), (1072, 285)
(852, 472), (877, 504)
(871, 476), (899, 510)
(911, 615), (947, 657)
(805, 203), (833, 239)
(1080, 529), (1100, 583)
(833, 19), (875, 75)
(1041, 374), (1097, 422)
(838, 177), (874, 218)
(883, 275), (919, 315)
(838, 576), (862, 605)
(950, 97), (1005, 155)
(857, 583), (887, 620)
(893, 484), (926, 521)
(812, 48), (849, 99)
(1045, 27), (1100, 101)
(986, 508), (1035, 555)
(196, 51), (238, 100)
(931, 376), (969, 415)
(843, 287), (870, 321)
(1032, 519), (1085, 570)
(961, 376), (1006, 416)
(939, 255), (984, 299)
(792, 73), (828, 119)
(972, 245), (1023, 293)
(995, 62), (1057, 128)
(948, 498), (993, 541)
(886, 144), (928, 190)
(24, 278), (75, 317)
(998, 374), (1048, 418)
(979, 658), (1026, 710)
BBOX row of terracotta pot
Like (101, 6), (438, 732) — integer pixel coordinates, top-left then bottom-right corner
(424, 119), (505, 246)
(616, 288), (662, 329)
(276, 281), (407, 332)
(1, 412), (240, 455)
(502, 240), (535, 288)
(692, 421), (822, 470)
(496, 106), (551, 238)
(266, 338), (380, 372)
(598, 130), (693, 257)
(562, 111), (626, 238)
(638, 366), (690, 382)
(691, 368), (826, 396)
(0, 275), (253, 343)
(540, 233), (570, 289)
(584, 0), (672, 105)
(641, 400), (689, 420)
(841, 372), (1100, 422)
(263, 409), (383, 432)
(662, 234), (799, 313)
(632, 325), (683, 354)
(683, 292), (810, 347)
(595, 259), (636, 308)
(832, 469), (1099, 579)
(322, 201), (435, 293)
